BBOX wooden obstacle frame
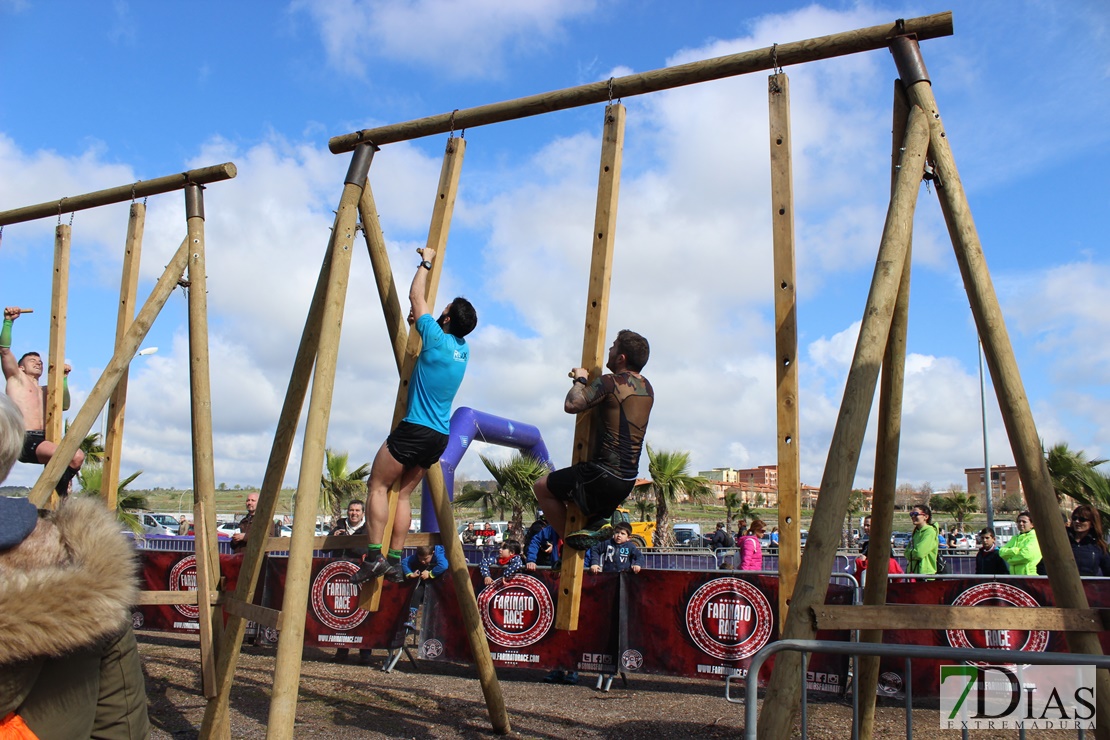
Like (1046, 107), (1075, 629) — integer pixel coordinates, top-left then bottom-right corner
(0, 163), (237, 698)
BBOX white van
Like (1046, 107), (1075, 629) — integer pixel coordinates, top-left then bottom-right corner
(990, 520), (1017, 546)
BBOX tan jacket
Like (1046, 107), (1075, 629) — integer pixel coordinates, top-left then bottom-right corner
(0, 498), (149, 739)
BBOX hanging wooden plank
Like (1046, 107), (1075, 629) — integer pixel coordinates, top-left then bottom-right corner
(103, 203), (145, 510)
(757, 106), (930, 740)
(266, 144), (374, 740)
(857, 79), (912, 740)
(44, 224), (69, 447)
(27, 235), (190, 507)
(556, 103), (625, 632)
(815, 604), (1106, 632)
(768, 72), (800, 625)
(192, 499), (217, 699)
(329, 14), (952, 151)
(890, 35), (1110, 733)
(361, 137), (465, 613)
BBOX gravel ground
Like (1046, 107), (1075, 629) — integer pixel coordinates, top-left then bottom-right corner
(139, 632), (1079, 739)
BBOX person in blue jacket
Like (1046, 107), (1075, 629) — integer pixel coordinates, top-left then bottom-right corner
(480, 540), (524, 587)
(402, 544), (449, 580)
(525, 524), (561, 570)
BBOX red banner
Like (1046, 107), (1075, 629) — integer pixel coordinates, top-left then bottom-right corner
(875, 577), (1110, 698)
(134, 551), (246, 633)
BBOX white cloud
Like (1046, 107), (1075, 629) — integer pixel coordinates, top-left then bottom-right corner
(294, 0), (596, 79)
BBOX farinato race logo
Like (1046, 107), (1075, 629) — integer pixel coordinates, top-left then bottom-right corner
(169, 555), (199, 619)
(945, 582), (1048, 659)
(685, 577), (774, 661)
(310, 561), (369, 632)
(477, 574), (554, 648)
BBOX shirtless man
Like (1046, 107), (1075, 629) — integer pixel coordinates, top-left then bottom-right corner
(1, 307), (84, 496)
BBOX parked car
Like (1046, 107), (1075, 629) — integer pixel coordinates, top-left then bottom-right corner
(457, 521), (507, 545)
(891, 531), (912, 549)
(673, 523), (710, 548)
(139, 512), (179, 536)
(215, 521), (240, 537)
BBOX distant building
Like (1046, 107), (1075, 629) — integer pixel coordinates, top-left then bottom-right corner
(964, 464), (1023, 500)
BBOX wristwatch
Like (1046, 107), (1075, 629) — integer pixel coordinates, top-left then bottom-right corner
(573, 376), (588, 386)
(419, 260), (433, 270)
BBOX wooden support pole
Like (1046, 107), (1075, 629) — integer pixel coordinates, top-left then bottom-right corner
(184, 184), (222, 657)
(45, 224), (69, 447)
(757, 106), (930, 740)
(358, 183), (408, 371)
(200, 222), (338, 739)
(425, 463), (511, 734)
(889, 36), (1110, 737)
(192, 499), (217, 699)
(816, 604), (1107, 632)
(0, 162), (237, 227)
(329, 14), (952, 152)
(768, 72), (800, 625)
(556, 104), (625, 632)
(28, 236), (189, 507)
(266, 144), (373, 740)
(362, 138), (465, 612)
(103, 203), (145, 511)
(857, 80), (912, 739)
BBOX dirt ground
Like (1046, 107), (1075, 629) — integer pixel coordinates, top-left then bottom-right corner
(138, 632), (1081, 739)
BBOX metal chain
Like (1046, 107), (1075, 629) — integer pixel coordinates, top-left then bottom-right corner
(448, 109), (458, 140)
(771, 43), (783, 75)
(57, 198), (65, 226)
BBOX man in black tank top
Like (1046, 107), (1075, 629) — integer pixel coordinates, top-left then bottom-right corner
(533, 330), (653, 550)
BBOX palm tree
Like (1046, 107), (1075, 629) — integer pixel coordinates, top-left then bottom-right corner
(634, 446), (710, 547)
(454, 452), (548, 543)
(80, 430), (105, 466)
(320, 448), (371, 521)
(1045, 442), (1110, 523)
(933, 489), (978, 531)
(844, 489), (867, 546)
(78, 465), (147, 534)
(629, 486), (656, 522)
(723, 490), (741, 530)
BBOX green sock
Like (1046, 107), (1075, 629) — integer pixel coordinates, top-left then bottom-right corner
(368, 544), (383, 559)
(387, 548), (403, 563)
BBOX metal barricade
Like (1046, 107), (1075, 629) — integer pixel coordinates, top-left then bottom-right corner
(727, 638), (1109, 740)
(641, 548), (717, 570)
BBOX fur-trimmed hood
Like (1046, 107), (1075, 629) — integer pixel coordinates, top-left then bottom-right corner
(0, 497), (139, 664)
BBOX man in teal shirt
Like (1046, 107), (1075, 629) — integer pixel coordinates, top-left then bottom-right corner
(351, 247), (476, 585)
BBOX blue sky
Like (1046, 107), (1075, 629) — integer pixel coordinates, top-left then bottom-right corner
(1, 0), (1108, 494)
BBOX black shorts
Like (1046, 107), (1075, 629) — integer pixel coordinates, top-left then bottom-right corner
(19, 431), (45, 465)
(546, 461), (635, 524)
(386, 421), (449, 469)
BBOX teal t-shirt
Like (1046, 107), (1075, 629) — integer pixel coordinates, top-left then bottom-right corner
(403, 313), (469, 434)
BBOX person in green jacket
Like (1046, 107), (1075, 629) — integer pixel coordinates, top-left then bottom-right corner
(999, 510), (1042, 575)
(905, 504), (939, 574)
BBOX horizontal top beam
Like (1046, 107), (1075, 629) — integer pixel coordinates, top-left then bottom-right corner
(0, 162), (238, 227)
(329, 12), (952, 153)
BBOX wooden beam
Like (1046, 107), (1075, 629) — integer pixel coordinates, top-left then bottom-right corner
(329, 14), (953, 152)
(358, 182), (408, 372)
(136, 590), (218, 606)
(103, 203), (145, 510)
(266, 144), (371, 740)
(857, 79), (913, 740)
(201, 216), (338, 738)
(193, 500), (218, 699)
(362, 137), (465, 612)
(425, 463), (511, 734)
(44, 224), (69, 453)
(0, 163), (237, 226)
(221, 597), (284, 631)
(557, 104), (625, 632)
(264, 531), (444, 552)
(758, 106), (930, 740)
(891, 35), (1110, 737)
(28, 236), (189, 507)
(768, 72), (800, 625)
(814, 604), (1107, 633)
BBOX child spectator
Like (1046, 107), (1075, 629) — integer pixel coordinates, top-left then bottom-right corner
(588, 522), (643, 573)
(975, 527), (1009, 575)
(480, 540), (523, 586)
(525, 524), (561, 570)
